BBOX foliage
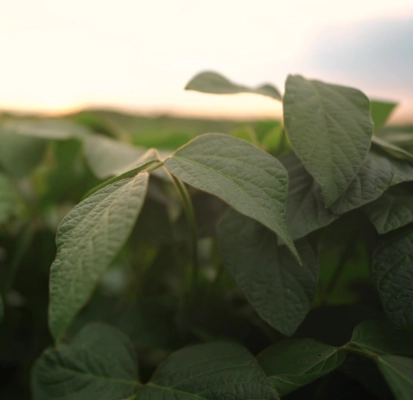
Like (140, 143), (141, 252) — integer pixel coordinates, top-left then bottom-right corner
(1, 70), (413, 399)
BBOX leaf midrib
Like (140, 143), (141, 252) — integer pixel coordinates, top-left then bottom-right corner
(169, 155), (286, 238)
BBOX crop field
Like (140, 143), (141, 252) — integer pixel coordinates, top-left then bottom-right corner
(1, 72), (413, 399)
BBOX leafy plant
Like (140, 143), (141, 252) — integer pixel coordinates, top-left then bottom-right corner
(1, 71), (413, 399)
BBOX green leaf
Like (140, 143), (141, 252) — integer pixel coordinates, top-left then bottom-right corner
(363, 185), (413, 234)
(32, 323), (139, 400)
(137, 341), (279, 399)
(83, 134), (147, 179)
(164, 133), (298, 260)
(370, 100), (397, 132)
(283, 75), (373, 207)
(378, 355), (413, 400)
(281, 152), (337, 239)
(331, 150), (413, 215)
(372, 136), (413, 163)
(82, 149), (164, 199)
(0, 127), (47, 177)
(373, 227), (413, 328)
(186, 71), (282, 100)
(49, 172), (149, 341)
(257, 339), (345, 396)
(3, 118), (90, 140)
(351, 320), (413, 357)
(376, 130), (413, 156)
(217, 209), (318, 336)
(0, 173), (19, 224)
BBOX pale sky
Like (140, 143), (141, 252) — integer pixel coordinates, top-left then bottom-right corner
(1, 0), (412, 122)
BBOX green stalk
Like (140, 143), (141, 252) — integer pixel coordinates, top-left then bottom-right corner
(341, 343), (378, 360)
(171, 176), (199, 302)
(278, 128), (287, 153)
(322, 234), (359, 304)
(82, 160), (163, 199)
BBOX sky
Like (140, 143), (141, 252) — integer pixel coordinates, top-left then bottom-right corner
(0, 0), (412, 122)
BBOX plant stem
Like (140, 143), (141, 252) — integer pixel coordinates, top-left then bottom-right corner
(171, 176), (199, 304)
(83, 160), (163, 199)
(322, 235), (359, 304)
(341, 343), (378, 360)
(278, 128), (287, 153)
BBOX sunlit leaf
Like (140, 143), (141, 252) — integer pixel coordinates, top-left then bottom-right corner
(49, 173), (149, 341)
(283, 75), (373, 206)
(370, 100), (398, 132)
(83, 134), (147, 179)
(186, 71), (282, 100)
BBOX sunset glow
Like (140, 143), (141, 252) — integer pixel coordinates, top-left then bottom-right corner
(1, 0), (412, 121)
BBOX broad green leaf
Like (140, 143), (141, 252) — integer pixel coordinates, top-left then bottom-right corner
(283, 75), (373, 206)
(331, 150), (413, 215)
(373, 227), (413, 327)
(217, 209), (318, 336)
(370, 100), (397, 132)
(363, 186), (413, 234)
(281, 152), (337, 239)
(257, 339), (345, 396)
(49, 172), (149, 341)
(83, 134), (147, 179)
(378, 355), (413, 400)
(164, 133), (298, 260)
(339, 353), (394, 400)
(372, 136), (413, 162)
(186, 71), (282, 100)
(0, 173), (19, 224)
(32, 323), (139, 400)
(351, 320), (413, 357)
(0, 127), (47, 177)
(137, 342), (279, 399)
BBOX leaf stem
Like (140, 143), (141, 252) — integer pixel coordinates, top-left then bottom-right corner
(83, 160), (163, 199)
(322, 234), (359, 304)
(171, 176), (199, 303)
(341, 342), (378, 360)
(278, 128), (287, 153)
